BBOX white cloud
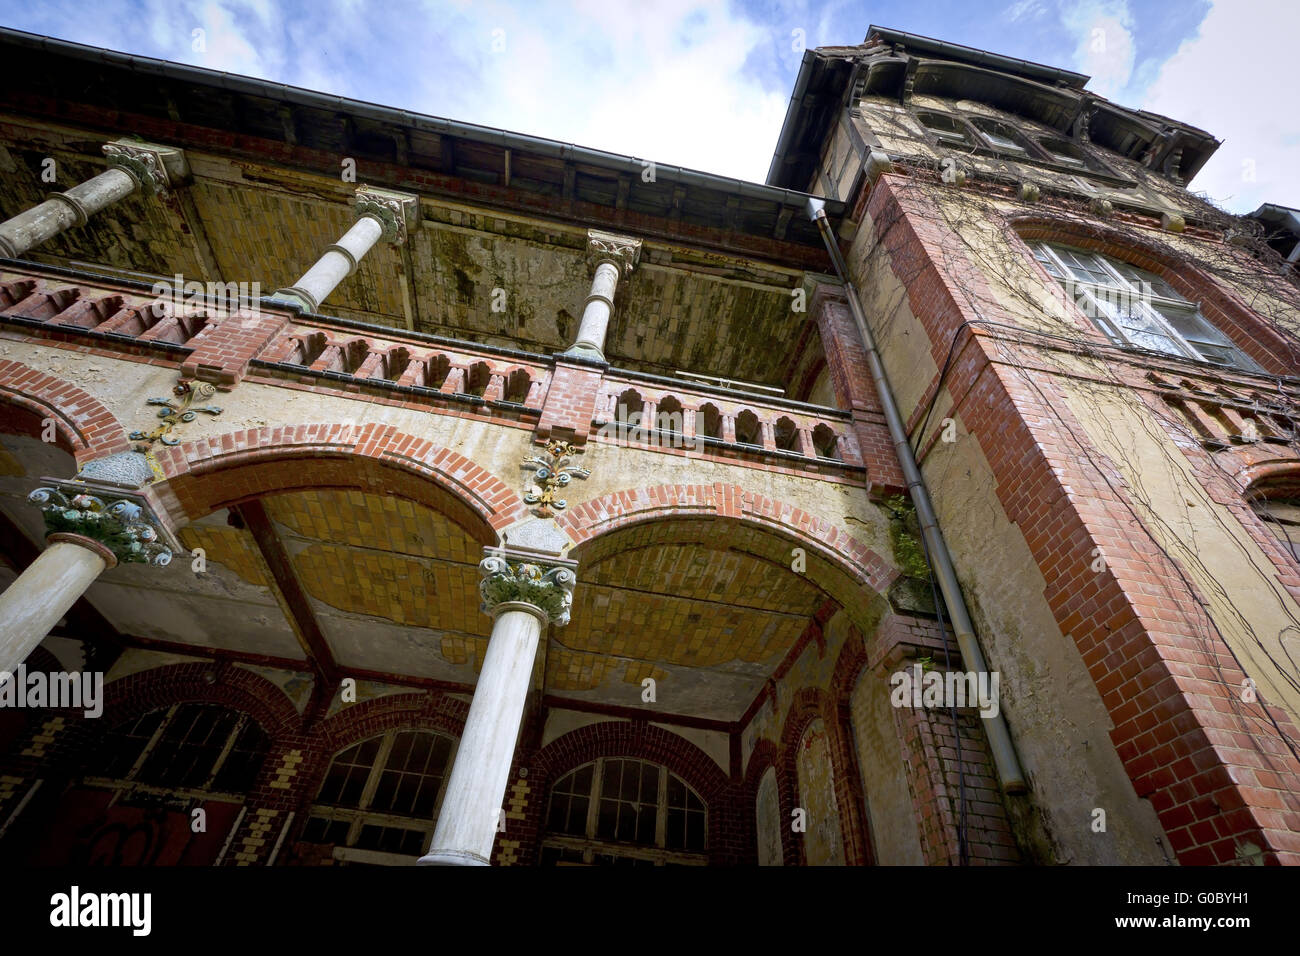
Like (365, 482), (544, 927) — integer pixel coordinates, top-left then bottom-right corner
(1005, 0), (1048, 23)
(1138, 0), (1299, 212)
(396, 0), (792, 182)
(1060, 0), (1135, 98)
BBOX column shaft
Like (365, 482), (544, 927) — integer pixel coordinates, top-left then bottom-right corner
(573, 260), (621, 356)
(276, 214), (385, 312)
(0, 167), (138, 259)
(420, 605), (544, 865)
(0, 538), (109, 677)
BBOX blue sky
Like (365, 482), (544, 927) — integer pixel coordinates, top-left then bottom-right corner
(0, 0), (1293, 212)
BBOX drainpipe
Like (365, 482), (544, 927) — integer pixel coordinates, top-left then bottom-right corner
(807, 196), (1027, 794)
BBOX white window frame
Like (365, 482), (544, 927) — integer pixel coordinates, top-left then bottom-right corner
(1034, 242), (1260, 372)
(304, 729), (458, 860)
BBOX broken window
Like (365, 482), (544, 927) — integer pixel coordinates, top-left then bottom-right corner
(1033, 242), (1261, 372)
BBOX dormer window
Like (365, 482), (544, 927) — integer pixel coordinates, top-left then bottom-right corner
(971, 119), (1031, 156)
(1032, 241), (1262, 372)
(917, 111), (975, 148)
(1039, 138), (1087, 168)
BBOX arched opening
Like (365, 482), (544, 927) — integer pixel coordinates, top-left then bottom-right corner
(774, 416), (800, 452)
(615, 388), (643, 430)
(734, 409), (761, 447)
(655, 395), (684, 438)
(812, 423), (840, 460)
(541, 757), (707, 866)
(503, 367), (531, 404)
(300, 730), (458, 864)
(697, 402), (722, 441)
(464, 361), (491, 397)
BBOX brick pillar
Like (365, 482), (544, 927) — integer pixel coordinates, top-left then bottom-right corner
(180, 309), (292, 387)
(221, 741), (310, 866)
(809, 283), (905, 495)
(868, 613), (1021, 865)
(535, 361), (605, 445)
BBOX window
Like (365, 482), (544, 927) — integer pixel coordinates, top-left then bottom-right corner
(541, 758), (707, 866)
(917, 111), (975, 148)
(300, 730), (456, 864)
(90, 703), (268, 797)
(1252, 496), (1300, 560)
(1032, 242), (1261, 371)
(971, 119), (1030, 156)
(1038, 138), (1089, 169)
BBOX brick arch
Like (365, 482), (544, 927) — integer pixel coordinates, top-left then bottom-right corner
(313, 692), (468, 754)
(150, 421), (529, 539)
(100, 662), (303, 739)
(742, 737), (784, 865)
(776, 685), (872, 866)
(777, 687), (831, 866)
(290, 692), (471, 815)
(530, 720), (738, 864)
(1007, 213), (1298, 376)
(558, 483), (897, 601)
(0, 359), (130, 463)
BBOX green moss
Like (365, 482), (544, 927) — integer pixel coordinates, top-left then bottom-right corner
(884, 494), (930, 579)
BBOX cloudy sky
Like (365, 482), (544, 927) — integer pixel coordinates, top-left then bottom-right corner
(0, 0), (1292, 213)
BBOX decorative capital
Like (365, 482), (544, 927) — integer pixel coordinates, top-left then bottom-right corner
(28, 487), (172, 566)
(354, 186), (420, 245)
(478, 553), (576, 626)
(103, 139), (187, 197)
(586, 229), (642, 277)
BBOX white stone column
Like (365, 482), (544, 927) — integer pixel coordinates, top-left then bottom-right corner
(419, 552), (576, 866)
(562, 230), (642, 362)
(0, 467), (174, 676)
(0, 140), (185, 259)
(270, 185), (418, 313)
(0, 535), (113, 679)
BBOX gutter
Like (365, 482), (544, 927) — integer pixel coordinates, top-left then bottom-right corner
(806, 196), (1028, 794)
(766, 50), (818, 186)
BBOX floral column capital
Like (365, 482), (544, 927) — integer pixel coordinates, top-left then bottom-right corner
(28, 487), (172, 566)
(478, 551), (577, 626)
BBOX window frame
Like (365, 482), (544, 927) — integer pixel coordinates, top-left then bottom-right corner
(1033, 242), (1261, 372)
(84, 702), (268, 806)
(541, 757), (708, 866)
(302, 728), (458, 861)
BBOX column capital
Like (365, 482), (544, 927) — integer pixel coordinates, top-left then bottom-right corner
(354, 185), (419, 245)
(478, 550), (577, 626)
(102, 139), (188, 197)
(28, 487), (173, 566)
(586, 229), (642, 277)
(26, 451), (181, 567)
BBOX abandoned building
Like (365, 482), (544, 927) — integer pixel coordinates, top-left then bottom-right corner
(0, 23), (1297, 867)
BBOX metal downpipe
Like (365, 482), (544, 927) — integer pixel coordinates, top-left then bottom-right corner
(807, 198), (1027, 794)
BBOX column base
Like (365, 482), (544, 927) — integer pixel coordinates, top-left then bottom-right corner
(267, 287), (318, 313)
(416, 848), (491, 867)
(558, 343), (606, 363)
